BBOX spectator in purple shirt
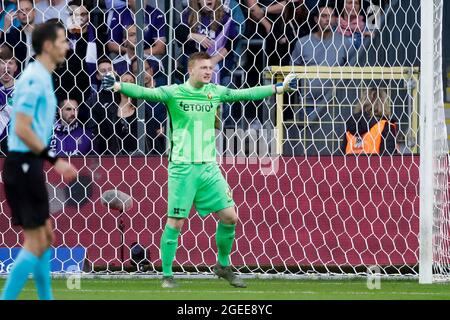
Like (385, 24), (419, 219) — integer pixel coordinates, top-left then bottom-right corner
(177, 0), (238, 83)
(50, 98), (96, 156)
(112, 24), (161, 76)
(106, 0), (166, 57)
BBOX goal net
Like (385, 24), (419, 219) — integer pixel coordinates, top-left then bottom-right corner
(0, 0), (448, 282)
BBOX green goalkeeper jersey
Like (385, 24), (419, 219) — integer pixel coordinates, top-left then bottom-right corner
(120, 81), (274, 163)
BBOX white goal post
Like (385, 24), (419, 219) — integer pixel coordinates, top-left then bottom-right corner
(419, 0), (450, 284)
(0, 0), (448, 283)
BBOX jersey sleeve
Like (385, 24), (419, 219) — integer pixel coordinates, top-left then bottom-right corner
(218, 85), (274, 103)
(120, 83), (173, 103)
(14, 78), (41, 117)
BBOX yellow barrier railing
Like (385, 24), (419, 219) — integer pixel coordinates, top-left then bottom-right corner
(264, 66), (420, 155)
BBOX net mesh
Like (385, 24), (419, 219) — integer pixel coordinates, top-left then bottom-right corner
(0, 0), (447, 280)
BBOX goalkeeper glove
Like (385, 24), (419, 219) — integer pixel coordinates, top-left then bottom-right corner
(275, 73), (298, 94)
(101, 72), (118, 92)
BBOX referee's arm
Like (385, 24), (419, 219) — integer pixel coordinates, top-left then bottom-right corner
(14, 112), (77, 181)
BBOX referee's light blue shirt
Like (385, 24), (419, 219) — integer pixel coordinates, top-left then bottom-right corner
(8, 60), (57, 153)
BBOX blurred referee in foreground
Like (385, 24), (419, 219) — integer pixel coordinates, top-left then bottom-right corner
(1, 20), (77, 300)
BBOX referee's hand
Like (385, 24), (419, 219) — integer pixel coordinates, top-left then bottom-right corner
(101, 72), (119, 92)
(54, 159), (77, 183)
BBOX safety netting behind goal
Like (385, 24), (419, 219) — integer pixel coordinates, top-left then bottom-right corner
(0, 0), (448, 280)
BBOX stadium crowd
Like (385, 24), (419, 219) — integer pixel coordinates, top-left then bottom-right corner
(0, 0), (396, 157)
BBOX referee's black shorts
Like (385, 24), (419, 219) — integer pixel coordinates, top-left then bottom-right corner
(3, 152), (50, 229)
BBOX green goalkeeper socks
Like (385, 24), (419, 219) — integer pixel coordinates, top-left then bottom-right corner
(160, 224), (181, 277)
(216, 222), (236, 267)
(160, 222), (235, 276)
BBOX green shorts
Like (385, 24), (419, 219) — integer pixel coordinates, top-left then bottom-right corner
(167, 162), (235, 218)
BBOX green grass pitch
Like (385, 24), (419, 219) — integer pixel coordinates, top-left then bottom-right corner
(1, 278), (449, 300)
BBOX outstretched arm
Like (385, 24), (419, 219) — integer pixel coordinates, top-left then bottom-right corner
(101, 72), (170, 103)
(220, 85), (274, 103)
(220, 74), (298, 103)
(119, 83), (170, 103)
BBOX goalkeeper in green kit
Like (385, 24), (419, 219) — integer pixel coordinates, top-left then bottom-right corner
(102, 52), (297, 288)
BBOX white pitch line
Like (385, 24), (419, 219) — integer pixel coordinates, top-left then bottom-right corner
(20, 288), (450, 296)
(46, 279), (439, 286)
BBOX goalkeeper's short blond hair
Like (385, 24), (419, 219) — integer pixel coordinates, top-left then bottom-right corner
(188, 52), (212, 68)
